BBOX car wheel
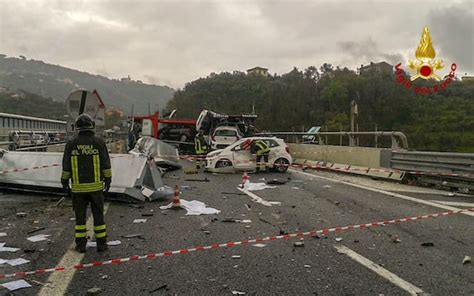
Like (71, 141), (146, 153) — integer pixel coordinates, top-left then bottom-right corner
(273, 158), (289, 173)
(179, 134), (187, 142)
(215, 159), (232, 168)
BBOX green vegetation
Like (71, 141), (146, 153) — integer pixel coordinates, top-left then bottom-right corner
(0, 89), (66, 120)
(168, 65), (474, 152)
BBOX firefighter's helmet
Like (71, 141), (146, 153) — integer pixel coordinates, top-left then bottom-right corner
(75, 114), (95, 131)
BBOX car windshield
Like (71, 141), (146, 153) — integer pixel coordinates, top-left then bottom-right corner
(215, 129), (237, 137)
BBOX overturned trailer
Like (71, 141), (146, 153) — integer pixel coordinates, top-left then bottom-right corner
(0, 139), (181, 202)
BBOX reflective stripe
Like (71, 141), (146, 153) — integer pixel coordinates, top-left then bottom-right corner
(71, 156), (79, 185)
(102, 168), (112, 178)
(71, 182), (103, 193)
(61, 171), (71, 179)
(255, 141), (270, 155)
(94, 224), (106, 231)
(95, 232), (107, 238)
(75, 225), (87, 230)
(93, 155), (100, 183)
(75, 232), (87, 238)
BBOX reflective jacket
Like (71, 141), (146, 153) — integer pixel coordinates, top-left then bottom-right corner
(61, 131), (112, 193)
(194, 135), (208, 155)
(253, 139), (270, 155)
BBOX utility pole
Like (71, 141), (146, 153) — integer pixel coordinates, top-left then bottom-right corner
(350, 100), (358, 146)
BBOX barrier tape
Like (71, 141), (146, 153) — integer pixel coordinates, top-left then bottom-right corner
(1, 207), (472, 280)
(0, 164), (60, 175)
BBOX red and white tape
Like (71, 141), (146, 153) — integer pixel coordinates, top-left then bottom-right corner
(0, 164), (60, 175)
(1, 207), (472, 280)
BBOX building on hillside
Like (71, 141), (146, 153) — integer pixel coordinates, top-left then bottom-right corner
(247, 66), (269, 76)
(358, 61), (393, 76)
(461, 75), (474, 82)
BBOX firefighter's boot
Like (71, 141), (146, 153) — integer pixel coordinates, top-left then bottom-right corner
(97, 238), (108, 252)
(75, 238), (87, 253)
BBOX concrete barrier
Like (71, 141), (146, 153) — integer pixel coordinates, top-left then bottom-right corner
(289, 144), (404, 181)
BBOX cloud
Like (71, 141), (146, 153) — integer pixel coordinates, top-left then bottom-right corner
(0, 0), (471, 87)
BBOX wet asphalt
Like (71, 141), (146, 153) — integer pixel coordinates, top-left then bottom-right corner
(0, 162), (473, 295)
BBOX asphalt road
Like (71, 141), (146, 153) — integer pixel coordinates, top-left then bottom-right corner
(0, 162), (473, 295)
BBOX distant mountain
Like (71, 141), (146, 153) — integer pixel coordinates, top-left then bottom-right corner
(0, 54), (174, 114)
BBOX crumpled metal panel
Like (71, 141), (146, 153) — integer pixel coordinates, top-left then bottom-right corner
(129, 136), (181, 169)
(0, 151), (173, 201)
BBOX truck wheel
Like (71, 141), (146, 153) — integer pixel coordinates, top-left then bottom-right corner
(273, 158), (289, 173)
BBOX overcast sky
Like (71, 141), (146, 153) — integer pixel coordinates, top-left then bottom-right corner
(0, 0), (472, 88)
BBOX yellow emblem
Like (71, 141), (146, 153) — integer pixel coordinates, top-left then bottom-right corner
(408, 27), (444, 81)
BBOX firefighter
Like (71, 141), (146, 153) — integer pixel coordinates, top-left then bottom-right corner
(251, 139), (271, 173)
(194, 131), (208, 169)
(61, 114), (112, 253)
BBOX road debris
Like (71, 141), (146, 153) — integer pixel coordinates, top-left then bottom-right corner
(160, 199), (220, 215)
(252, 243), (267, 248)
(232, 255), (241, 259)
(181, 185), (192, 190)
(101, 275), (108, 280)
(421, 242), (434, 247)
(335, 237), (343, 242)
(55, 196), (65, 207)
(26, 227), (46, 234)
(122, 234), (143, 239)
(16, 212), (27, 218)
(87, 287), (102, 295)
(293, 242), (305, 247)
(184, 178), (210, 182)
(0, 232), (6, 237)
(1, 279), (31, 291)
(304, 264), (311, 268)
(323, 185), (331, 189)
(5, 258), (30, 266)
(149, 284), (168, 293)
(463, 256), (471, 264)
(26, 234), (50, 242)
(291, 187), (299, 190)
(266, 179), (287, 185)
(232, 291), (246, 295)
(141, 213), (154, 217)
(133, 219), (147, 223)
(243, 182), (276, 191)
(392, 236), (402, 243)
(0, 243), (20, 252)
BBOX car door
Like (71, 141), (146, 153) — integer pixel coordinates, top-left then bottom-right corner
(232, 142), (255, 171)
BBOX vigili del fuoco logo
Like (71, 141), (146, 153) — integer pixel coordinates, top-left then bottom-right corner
(394, 26), (457, 95)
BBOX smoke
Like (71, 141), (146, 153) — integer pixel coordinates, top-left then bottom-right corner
(338, 38), (403, 65)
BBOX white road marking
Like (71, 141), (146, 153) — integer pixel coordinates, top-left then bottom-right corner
(335, 245), (424, 296)
(290, 169), (474, 217)
(38, 202), (110, 295)
(236, 187), (281, 206)
(429, 200), (474, 208)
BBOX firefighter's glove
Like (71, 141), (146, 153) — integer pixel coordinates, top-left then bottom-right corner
(61, 179), (70, 193)
(104, 178), (112, 193)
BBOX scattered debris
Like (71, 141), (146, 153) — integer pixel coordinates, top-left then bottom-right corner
(463, 256), (471, 264)
(87, 287), (102, 295)
(181, 185), (192, 190)
(128, 204), (145, 209)
(266, 179), (287, 185)
(334, 201), (340, 205)
(222, 218), (239, 223)
(5, 258), (30, 266)
(323, 185), (331, 189)
(55, 196), (65, 207)
(232, 255), (241, 259)
(291, 187), (299, 190)
(160, 199), (220, 215)
(335, 237), (343, 242)
(101, 275), (108, 280)
(252, 244), (267, 248)
(122, 234), (143, 239)
(0, 243), (20, 252)
(244, 204), (251, 210)
(133, 219), (147, 223)
(304, 264), (311, 268)
(392, 237), (402, 244)
(27, 234), (50, 242)
(203, 230), (211, 235)
(26, 227), (46, 235)
(447, 192), (456, 197)
(243, 182), (276, 191)
(293, 242), (305, 248)
(240, 219), (252, 224)
(421, 242), (434, 247)
(149, 284), (168, 293)
(16, 212), (27, 218)
(0, 232), (6, 237)
(1, 279), (31, 291)
(184, 168), (198, 174)
(141, 187), (155, 198)
(141, 213), (154, 217)
(232, 291), (246, 295)
(184, 178), (210, 182)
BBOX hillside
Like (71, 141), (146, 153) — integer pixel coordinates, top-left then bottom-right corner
(0, 54), (174, 114)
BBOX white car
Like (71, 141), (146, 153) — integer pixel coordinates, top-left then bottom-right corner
(210, 126), (242, 150)
(206, 137), (292, 173)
